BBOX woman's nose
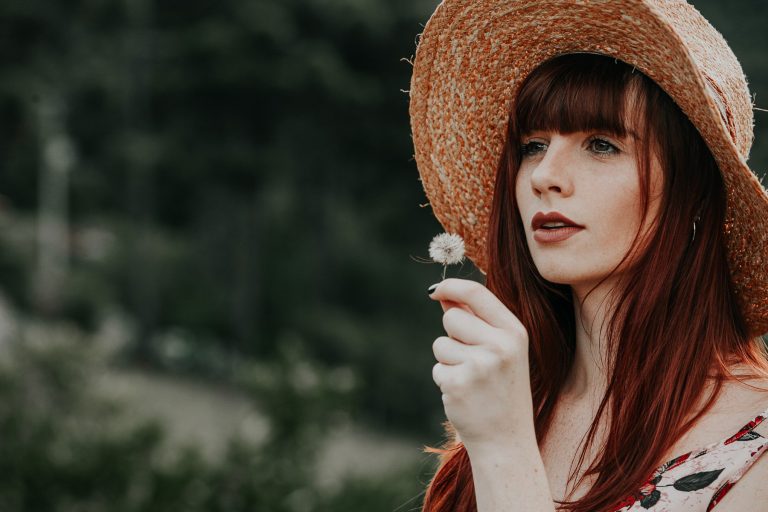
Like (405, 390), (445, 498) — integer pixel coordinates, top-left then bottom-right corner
(529, 142), (574, 197)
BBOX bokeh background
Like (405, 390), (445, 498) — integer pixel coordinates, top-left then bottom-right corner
(0, 1), (765, 511)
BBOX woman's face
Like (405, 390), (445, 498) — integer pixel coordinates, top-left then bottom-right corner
(514, 129), (663, 290)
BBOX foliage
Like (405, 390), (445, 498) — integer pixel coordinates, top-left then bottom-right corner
(0, 0), (450, 437)
(0, 323), (431, 511)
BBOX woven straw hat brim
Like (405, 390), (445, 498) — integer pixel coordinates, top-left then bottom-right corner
(409, 0), (768, 337)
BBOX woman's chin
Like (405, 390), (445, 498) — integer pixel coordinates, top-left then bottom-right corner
(539, 273), (578, 286)
(535, 265), (602, 287)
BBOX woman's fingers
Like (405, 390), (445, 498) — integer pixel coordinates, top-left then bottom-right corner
(432, 360), (464, 393)
(441, 305), (500, 346)
(427, 278), (534, 450)
(437, 299), (473, 314)
(432, 361), (447, 390)
(432, 335), (473, 365)
(429, 278), (524, 333)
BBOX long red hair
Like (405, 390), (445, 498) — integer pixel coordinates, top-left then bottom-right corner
(420, 53), (768, 512)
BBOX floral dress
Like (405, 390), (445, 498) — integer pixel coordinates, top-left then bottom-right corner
(609, 403), (768, 511)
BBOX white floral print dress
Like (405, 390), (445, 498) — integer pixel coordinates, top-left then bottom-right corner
(609, 403), (768, 511)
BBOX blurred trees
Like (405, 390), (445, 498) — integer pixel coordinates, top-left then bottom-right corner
(0, 0), (453, 438)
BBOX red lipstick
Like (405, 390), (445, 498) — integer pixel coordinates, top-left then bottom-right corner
(531, 211), (584, 243)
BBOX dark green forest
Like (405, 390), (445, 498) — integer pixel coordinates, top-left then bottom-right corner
(0, 0), (766, 510)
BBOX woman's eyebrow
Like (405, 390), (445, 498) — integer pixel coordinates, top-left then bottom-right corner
(519, 129), (642, 140)
(591, 128), (642, 141)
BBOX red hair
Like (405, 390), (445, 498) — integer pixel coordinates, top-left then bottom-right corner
(421, 54), (768, 512)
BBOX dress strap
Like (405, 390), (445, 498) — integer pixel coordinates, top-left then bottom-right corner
(707, 402), (768, 510)
(759, 402), (768, 424)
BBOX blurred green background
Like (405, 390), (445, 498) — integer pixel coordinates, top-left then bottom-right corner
(0, 1), (765, 511)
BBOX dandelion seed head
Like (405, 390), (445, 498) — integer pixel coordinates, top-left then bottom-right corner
(428, 232), (465, 265)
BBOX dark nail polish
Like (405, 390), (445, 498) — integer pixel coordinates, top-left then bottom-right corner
(427, 283), (439, 296)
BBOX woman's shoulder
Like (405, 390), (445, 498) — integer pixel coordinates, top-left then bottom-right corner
(681, 370), (768, 449)
(694, 377), (768, 512)
(650, 369), (768, 468)
(643, 374), (768, 511)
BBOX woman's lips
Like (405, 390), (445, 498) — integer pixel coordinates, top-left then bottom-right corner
(530, 211), (584, 243)
(531, 211), (583, 231)
(533, 226), (584, 243)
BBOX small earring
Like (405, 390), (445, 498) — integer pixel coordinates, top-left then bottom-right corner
(691, 215), (701, 243)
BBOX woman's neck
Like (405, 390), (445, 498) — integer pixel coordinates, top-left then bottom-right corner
(560, 279), (621, 405)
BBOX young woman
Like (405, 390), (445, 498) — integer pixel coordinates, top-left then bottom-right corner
(408, 1), (768, 511)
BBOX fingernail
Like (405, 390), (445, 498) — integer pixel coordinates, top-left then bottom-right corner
(427, 283), (439, 296)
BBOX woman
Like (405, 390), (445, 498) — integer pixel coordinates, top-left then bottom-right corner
(408, 1), (768, 511)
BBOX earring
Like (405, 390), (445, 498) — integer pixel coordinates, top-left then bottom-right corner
(691, 214), (701, 243)
(690, 204), (705, 244)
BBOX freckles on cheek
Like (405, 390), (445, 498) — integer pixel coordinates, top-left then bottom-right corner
(604, 188), (645, 242)
(514, 178), (529, 223)
(514, 173), (525, 204)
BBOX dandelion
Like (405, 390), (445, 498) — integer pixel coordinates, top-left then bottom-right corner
(428, 232), (465, 279)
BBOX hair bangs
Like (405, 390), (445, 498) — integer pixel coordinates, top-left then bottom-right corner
(515, 54), (643, 141)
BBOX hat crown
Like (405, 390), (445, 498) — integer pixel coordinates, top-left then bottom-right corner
(647, 0), (754, 160)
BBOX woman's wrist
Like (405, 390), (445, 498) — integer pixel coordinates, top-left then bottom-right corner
(466, 437), (555, 512)
(461, 413), (537, 456)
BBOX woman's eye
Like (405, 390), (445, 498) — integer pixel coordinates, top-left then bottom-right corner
(520, 141), (547, 157)
(588, 138), (619, 156)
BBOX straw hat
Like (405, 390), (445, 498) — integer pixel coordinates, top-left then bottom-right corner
(408, 0), (768, 337)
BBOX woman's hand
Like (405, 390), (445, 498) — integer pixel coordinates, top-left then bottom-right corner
(428, 278), (535, 452)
